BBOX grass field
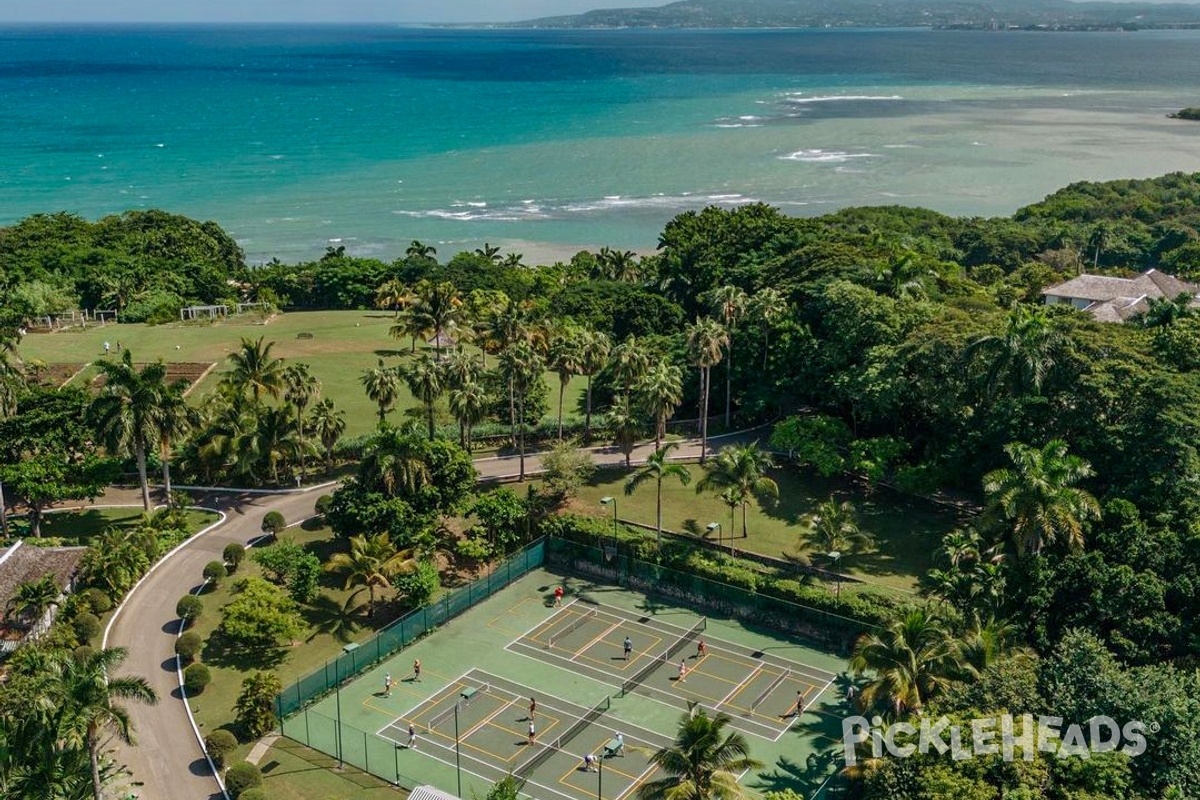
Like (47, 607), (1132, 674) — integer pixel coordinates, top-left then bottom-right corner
(281, 566), (850, 800)
(15, 310), (590, 438)
(559, 467), (966, 592)
(8, 507), (220, 545)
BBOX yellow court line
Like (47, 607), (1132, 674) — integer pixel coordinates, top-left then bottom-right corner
(486, 710), (564, 742)
(526, 607), (589, 645)
(615, 763), (660, 800)
(461, 695), (522, 742)
(718, 663), (763, 708)
(573, 632), (667, 672)
(572, 619), (623, 657)
(488, 596), (541, 634)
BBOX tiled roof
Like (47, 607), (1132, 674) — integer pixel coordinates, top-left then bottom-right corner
(1044, 269), (1200, 304)
(0, 542), (86, 623)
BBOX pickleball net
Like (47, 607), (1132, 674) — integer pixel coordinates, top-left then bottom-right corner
(547, 608), (597, 649)
(513, 696), (611, 780)
(620, 617), (707, 697)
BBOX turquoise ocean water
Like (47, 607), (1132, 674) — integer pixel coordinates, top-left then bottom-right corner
(3, 25), (1200, 262)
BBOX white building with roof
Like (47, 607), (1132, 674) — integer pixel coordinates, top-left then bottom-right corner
(1042, 268), (1200, 322)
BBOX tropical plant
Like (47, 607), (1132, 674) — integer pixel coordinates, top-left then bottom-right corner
(965, 305), (1069, 399)
(326, 533), (416, 616)
(410, 279), (463, 358)
(308, 398), (346, 474)
(804, 498), (873, 556)
(449, 379), (489, 451)
(154, 379), (196, 496)
(240, 405), (312, 485)
(611, 335), (651, 400)
(709, 285), (748, 426)
(696, 444), (779, 539)
(234, 671), (283, 740)
(748, 287), (788, 369)
(6, 575), (59, 629)
(361, 359), (401, 425)
(360, 427), (433, 499)
(608, 395), (640, 468)
(637, 707), (762, 800)
(375, 278), (414, 318)
(686, 317), (728, 463)
(576, 327), (611, 441)
(224, 337), (284, 405)
(498, 340), (544, 480)
(401, 354), (444, 440)
(406, 240), (437, 261)
(637, 359), (683, 451)
(849, 609), (959, 717)
(88, 351), (169, 510)
(982, 439), (1100, 556)
(282, 362), (320, 476)
(625, 444), (692, 544)
(441, 349), (481, 391)
(548, 327), (583, 439)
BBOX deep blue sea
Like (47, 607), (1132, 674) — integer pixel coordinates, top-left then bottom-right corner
(3, 25), (1200, 262)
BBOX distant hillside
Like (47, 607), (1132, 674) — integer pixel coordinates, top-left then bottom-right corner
(505, 0), (1200, 30)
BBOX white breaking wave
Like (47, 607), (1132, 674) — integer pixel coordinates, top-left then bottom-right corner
(394, 192), (758, 222)
(779, 149), (879, 163)
(783, 94), (903, 104)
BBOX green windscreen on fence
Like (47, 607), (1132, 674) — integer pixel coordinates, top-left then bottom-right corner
(276, 537), (546, 719)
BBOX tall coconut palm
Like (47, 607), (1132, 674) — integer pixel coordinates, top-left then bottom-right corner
(154, 380), (197, 496)
(804, 498), (873, 556)
(965, 305), (1068, 400)
(548, 328), (583, 439)
(637, 359), (683, 451)
(686, 317), (728, 463)
(498, 340), (544, 481)
(361, 427), (432, 499)
(242, 405), (311, 485)
(58, 646), (157, 800)
(637, 707), (762, 800)
(449, 380), (489, 452)
(88, 351), (168, 510)
(576, 328), (611, 442)
(749, 287), (787, 369)
(402, 354), (444, 440)
(361, 359), (400, 425)
(326, 533), (415, 616)
(374, 278), (413, 318)
(410, 280), (464, 359)
(611, 335), (651, 400)
(474, 242), (502, 262)
(389, 309), (427, 354)
(441, 349), (481, 391)
(608, 395), (640, 468)
(224, 337), (284, 406)
(696, 443), (779, 539)
(625, 444), (691, 544)
(6, 575), (59, 629)
(982, 439), (1100, 556)
(406, 240), (437, 261)
(709, 285), (748, 427)
(282, 363), (320, 477)
(849, 609), (959, 718)
(308, 398), (346, 474)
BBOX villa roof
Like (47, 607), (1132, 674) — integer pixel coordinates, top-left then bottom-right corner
(0, 542), (86, 623)
(1043, 268), (1200, 303)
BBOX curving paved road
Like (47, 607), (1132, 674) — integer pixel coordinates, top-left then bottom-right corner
(105, 430), (759, 799)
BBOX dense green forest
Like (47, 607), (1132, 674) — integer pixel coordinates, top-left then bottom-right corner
(6, 172), (1200, 797)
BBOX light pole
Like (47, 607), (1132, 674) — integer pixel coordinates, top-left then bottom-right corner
(829, 550), (842, 603)
(453, 703), (462, 797)
(600, 496), (617, 538)
(597, 751), (604, 800)
(706, 521), (721, 554)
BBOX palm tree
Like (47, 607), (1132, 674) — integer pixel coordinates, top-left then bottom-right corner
(308, 398), (346, 474)
(849, 609), (959, 718)
(242, 405), (311, 485)
(498, 340), (544, 480)
(374, 278), (413, 318)
(958, 616), (1032, 680)
(1135, 292), (1196, 328)
(548, 328), (583, 439)
(58, 646), (157, 800)
(576, 328), (611, 441)
(6, 575), (59, 629)
(224, 337), (284, 405)
(89, 351), (168, 510)
(402, 354), (444, 440)
(389, 308), (427, 354)
(709, 285), (748, 426)
(965, 305), (1068, 399)
(441, 349), (481, 391)
(474, 242), (502, 262)
(625, 444), (691, 544)
(637, 359), (683, 451)
(326, 533), (415, 616)
(637, 707), (762, 800)
(717, 487), (740, 549)
(410, 280), (464, 359)
(804, 498), (873, 556)
(449, 380), (489, 451)
(283, 363), (320, 477)
(748, 288), (787, 370)
(154, 381), (197, 496)
(406, 240), (437, 261)
(361, 359), (400, 425)
(361, 428), (432, 499)
(611, 335), (650, 400)
(982, 439), (1100, 556)
(686, 318), (728, 463)
(608, 395), (640, 468)
(697, 444), (779, 539)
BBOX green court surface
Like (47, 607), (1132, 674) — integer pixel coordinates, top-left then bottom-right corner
(281, 568), (853, 799)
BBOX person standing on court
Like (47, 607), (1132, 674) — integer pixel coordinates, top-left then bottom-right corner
(407, 723), (418, 749)
(677, 659), (688, 683)
(528, 720), (537, 745)
(583, 752), (597, 772)
(695, 639), (706, 659)
(384, 673), (392, 697)
(553, 585), (564, 607)
(529, 696), (537, 719)
(623, 635), (633, 661)
(413, 659), (421, 682)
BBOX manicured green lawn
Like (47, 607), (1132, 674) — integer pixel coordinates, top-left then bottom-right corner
(16, 309), (590, 438)
(259, 738), (399, 799)
(560, 465), (967, 592)
(10, 507), (219, 545)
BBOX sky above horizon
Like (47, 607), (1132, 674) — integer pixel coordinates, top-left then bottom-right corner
(0, 1), (671, 24)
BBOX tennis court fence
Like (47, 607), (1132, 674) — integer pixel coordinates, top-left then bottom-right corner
(275, 538), (546, 719)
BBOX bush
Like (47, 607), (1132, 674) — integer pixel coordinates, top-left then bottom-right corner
(225, 762), (263, 798)
(260, 511), (286, 538)
(237, 790), (268, 800)
(73, 645), (95, 662)
(81, 588), (113, 614)
(204, 729), (238, 768)
(176, 594), (204, 624)
(175, 630), (203, 662)
(314, 494), (333, 516)
(183, 662), (211, 695)
(73, 612), (101, 643)
(203, 560), (227, 584)
(223, 542), (245, 571)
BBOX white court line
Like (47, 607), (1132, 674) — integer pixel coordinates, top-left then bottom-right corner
(461, 694), (522, 742)
(615, 763), (659, 800)
(513, 597), (579, 644)
(772, 672), (840, 743)
(717, 662), (763, 709)
(376, 670), (473, 737)
(571, 619), (623, 657)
